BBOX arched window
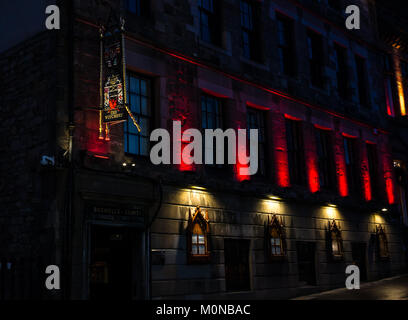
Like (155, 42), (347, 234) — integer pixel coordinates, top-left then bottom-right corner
(187, 206), (210, 263)
(267, 215), (285, 260)
(329, 220), (344, 260)
(376, 224), (389, 259)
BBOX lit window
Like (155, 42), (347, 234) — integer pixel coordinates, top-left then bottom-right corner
(187, 206), (210, 263)
(124, 73), (151, 156)
(267, 215), (285, 259)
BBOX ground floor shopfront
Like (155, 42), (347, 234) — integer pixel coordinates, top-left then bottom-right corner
(69, 171), (407, 300)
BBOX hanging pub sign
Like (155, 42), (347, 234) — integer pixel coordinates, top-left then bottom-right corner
(100, 16), (127, 124)
(98, 12), (141, 140)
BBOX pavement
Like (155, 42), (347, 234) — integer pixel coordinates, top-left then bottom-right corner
(293, 274), (408, 300)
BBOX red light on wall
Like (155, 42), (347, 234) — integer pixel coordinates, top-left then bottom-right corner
(361, 154), (372, 202)
(284, 114), (302, 121)
(334, 134), (348, 197)
(307, 158), (320, 193)
(273, 115), (290, 187)
(93, 154), (110, 160)
(246, 101), (270, 111)
(386, 177), (395, 204)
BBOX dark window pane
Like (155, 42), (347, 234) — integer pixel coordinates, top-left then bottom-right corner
(315, 129), (336, 190)
(124, 73), (152, 156)
(247, 108), (266, 176)
(286, 119), (305, 185)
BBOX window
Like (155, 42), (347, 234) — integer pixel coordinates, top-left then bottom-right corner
(376, 224), (389, 259)
(355, 55), (369, 107)
(240, 0), (261, 62)
(329, 220), (344, 260)
(343, 137), (360, 196)
(366, 143), (379, 199)
(247, 108), (266, 176)
(334, 44), (348, 98)
(201, 94), (223, 165)
(286, 119), (305, 185)
(199, 0), (221, 46)
(307, 29), (325, 88)
(125, 0), (149, 16)
(187, 206), (210, 263)
(276, 13), (296, 76)
(124, 74), (151, 156)
(315, 128), (336, 190)
(328, 0), (342, 11)
(224, 239), (250, 291)
(384, 54), (396, 117)
(267, 215), (285, 259)
(384, 77), (396, 117)
(401, 60), (408, 79)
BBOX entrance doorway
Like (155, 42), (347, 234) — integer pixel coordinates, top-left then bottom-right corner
(297, 241), (317, 286)
(89, 225), (140, 300)
(351, 242), (367, 282)
(224, 239), (251, 292)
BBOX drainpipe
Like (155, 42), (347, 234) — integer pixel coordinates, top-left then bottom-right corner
(63, 0), (75, 300)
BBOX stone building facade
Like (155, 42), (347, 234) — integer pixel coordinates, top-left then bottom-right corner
(1, 0), (407, 300)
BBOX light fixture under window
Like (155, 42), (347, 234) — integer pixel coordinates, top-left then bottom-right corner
(382, 208), (388, 212)
(122, 163), (127, 167)
(190, 186), (206, 191)
(327, 203), (337, 208)
(268, 195), (282, 201)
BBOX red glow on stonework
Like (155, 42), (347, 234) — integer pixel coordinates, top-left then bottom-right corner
(272, 116), (290, 187)
(178, 135), (194, 172)
(87, 130), (109, 155)
(236, 162), (250, 182)
(334, 135), (348, 197)
(386, 178), (395, 204)
(307, 158), (320, 193)
(362, 163), (372, 202)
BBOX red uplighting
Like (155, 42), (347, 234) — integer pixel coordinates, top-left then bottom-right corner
(93, 154), (110, 160)
(334, 135), (348, 197)
(361, 150), (372, 202)
(306, 154), (320, 193)
(273, 116), (290, 188)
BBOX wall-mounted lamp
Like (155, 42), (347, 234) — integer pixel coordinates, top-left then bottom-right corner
(190, 185), (206, 191)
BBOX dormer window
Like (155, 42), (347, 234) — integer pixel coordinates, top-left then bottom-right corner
(187, 206), (210, 263)
(267, 215), (286, 260)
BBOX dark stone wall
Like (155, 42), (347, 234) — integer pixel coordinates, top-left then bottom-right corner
(0, 31), (61, 298)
